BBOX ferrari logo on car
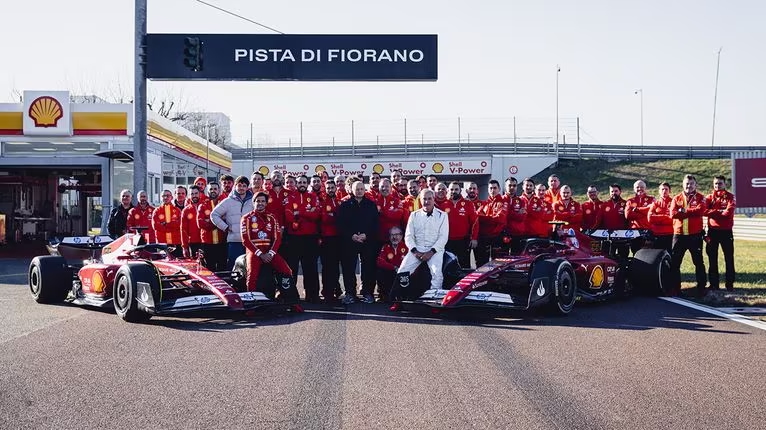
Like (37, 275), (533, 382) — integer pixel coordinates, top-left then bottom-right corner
(589, 265), (605, 289)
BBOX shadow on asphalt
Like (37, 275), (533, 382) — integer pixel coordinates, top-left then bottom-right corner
(142, 298), (752, 335)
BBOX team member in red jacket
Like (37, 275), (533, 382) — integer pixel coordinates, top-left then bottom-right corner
(219, 174), (234, 200)
(365, 172), (382, 201)
(266, 171), (292, 232)
(197, 182), (227, 271)
(669, 174), (708, 297)
(647, 182), (674, 253)
(503, 177), (527, 252)
(319, 180), (342, 302)
(152, 190), (183, 258)
(520, 178), (536, 204)
(581, 186), (602, 231)
(240, 193), (300, 309)
(180, 186), (203, 258)
(552, 185), (583, 232)
(704, 175), (737, 291)
(126, 190), (155, 243)
(476, 180), (508, 266)
(193, 177), (208, 205)
(402, 179), (422, 219)
(334, 175), (348, 200)
(465, 182), (483, 211)
(545, 174), (561, 205)
(526, 184), (554, 238)
(377, 179), (406, 242)
(376, 226), (408, 302)
(626, 180), (655, 253)
(284, 175), (321, 302)
(601, 184), (628, 230)
(434, 182), (449, 211)
(443, 181), (479, 268)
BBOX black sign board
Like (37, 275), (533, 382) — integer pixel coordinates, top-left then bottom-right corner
(146, 34), (438, 81)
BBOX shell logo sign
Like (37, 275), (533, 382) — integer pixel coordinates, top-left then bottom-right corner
(22, 91), (72, 136)
(589, 265), (605, 289)
(432, 162), (444, 173)
(258, 165), (270, 175)
(28, 96), (64, 127)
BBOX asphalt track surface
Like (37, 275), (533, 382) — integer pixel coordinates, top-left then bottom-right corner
(1, 258), (764, 430)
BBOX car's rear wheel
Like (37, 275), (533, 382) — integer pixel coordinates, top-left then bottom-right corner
(113, 263), (156, 323)
(629, 249), (672, 296)
(544, 259), (577, 315)
(29, 256), (71, 303)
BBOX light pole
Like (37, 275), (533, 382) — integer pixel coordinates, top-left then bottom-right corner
(205, 122), (217, 177)
(554, 65), (562, 158)
(711, 47), (723, 148)
(634, 89), (644, 149)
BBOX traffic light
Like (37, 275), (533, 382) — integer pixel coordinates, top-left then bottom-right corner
(183, 37), (203, 71)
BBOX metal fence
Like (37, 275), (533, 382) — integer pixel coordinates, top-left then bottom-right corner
(230, 141), (759, 161)
(732, 217), (766, 241)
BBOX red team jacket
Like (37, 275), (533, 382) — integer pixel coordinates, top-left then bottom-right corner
(626, 194), (656, 230)
(180, 203), (202, 247)
(285, 191), (320, 235)
(581, 199), (602, 230)
(552, 199), (582, 232)
(442, 197), (479, 241)
(376, 194), (406, 241)
(504, 195), (527, 237)
(127, 204), (155, 243)
(152, 203), (182, 245)
(320, 194), (340, 238)
(705, 190), (736, 231)
(600, 198), (628, 230)
(376, 242), (409, 271)
(670, 192), (707, 235)
(477, 194), (508, 238)
(197, 198), (226, 245)
(647, 196), (674, 236)
(526, 196), (554, 237)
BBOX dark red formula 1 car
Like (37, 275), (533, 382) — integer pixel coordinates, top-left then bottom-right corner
(397, 223), (672, 315)
(29, 229), (296, 322)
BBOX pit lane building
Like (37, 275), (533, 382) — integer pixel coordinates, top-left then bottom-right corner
(0, 91), (231, 243)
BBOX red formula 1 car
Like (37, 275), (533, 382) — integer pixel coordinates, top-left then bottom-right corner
(29, 229), (295, 322)
(398, 223), (672, 315)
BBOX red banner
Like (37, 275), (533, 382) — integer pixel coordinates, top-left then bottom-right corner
(734, 157), (766, 209)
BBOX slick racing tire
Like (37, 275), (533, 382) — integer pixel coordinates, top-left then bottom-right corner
(629, 249), (672, 297)
(29, 256), (71, 303)
(232, 254), (247, 292)
(113, 263), (157, 323)
(541, 259), (577, 316)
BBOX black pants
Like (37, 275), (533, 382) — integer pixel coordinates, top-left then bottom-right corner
(706, 229), (735, 289)
(341, 239), (377, 296)
(446, 238), (471, 269)
(203, 243), (228, 272)
(671, 233), (706, 290)
(475, 236), (503, 267)
(188, 243), (204, 259)
(653, 234), (673, 254)
(320, 236), (341, 299)
(287, 235), (320, 300)
(376, 268), (395, 301)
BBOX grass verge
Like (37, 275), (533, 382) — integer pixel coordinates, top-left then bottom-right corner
(678, 239), (766, 307)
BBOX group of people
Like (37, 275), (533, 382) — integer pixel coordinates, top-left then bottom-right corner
(107, 168), (736, 309)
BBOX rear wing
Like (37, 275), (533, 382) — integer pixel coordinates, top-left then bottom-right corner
(60, 236), (114, 247)
(583, 229), (651, 242)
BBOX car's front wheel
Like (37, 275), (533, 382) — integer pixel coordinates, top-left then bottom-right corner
(113, 263), (156, 323)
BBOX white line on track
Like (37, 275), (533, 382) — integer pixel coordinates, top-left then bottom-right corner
(660, 297), (766, 332)
(0, 272), (25, 278)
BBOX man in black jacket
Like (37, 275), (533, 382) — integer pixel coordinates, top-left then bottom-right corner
(107, 189), (133, 238)
(337, 181), (379, 304)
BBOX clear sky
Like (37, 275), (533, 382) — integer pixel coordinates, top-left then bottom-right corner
(1, 0), (763, 148)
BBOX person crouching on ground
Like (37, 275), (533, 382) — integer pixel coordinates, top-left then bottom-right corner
(376, 226), (408, 303)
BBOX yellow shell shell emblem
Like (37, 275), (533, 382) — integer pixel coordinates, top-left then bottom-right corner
(92, 271), (105, 294)
(589, 265), (605, 289)
(28, 96), (64, 128)
(315, 165), (326, 173)
(372, 164), (384, 174)
(432, 163), (444, 173)
(258, 166), (270, 175)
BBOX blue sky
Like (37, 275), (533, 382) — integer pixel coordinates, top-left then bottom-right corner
(1, 0), (763, 148)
